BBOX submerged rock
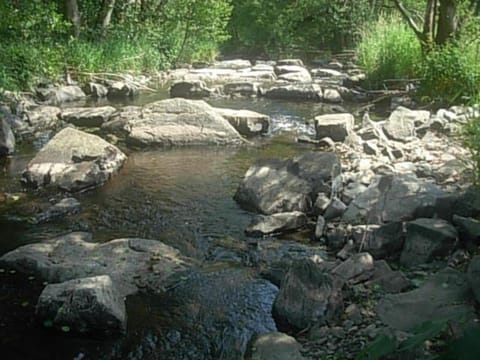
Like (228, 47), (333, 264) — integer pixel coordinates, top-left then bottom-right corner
(36, 275), (126, 335)
(33, 197), (81, 224)
(0, 232), (191, 297)
(22, 127), (127, 192)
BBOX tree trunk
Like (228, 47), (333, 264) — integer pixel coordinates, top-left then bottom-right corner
(101, 0), (116, 36)
(436, 0), (458, 45)
(65, 0), (81, 38)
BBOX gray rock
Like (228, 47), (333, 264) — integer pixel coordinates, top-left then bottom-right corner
(323, 197), (347, 221)
(278, 71), (312, 83)
(85, 82), (108, 98)
(315, 113), (354, 142)
(326, 225), (348, 251)
(170, 80), (213, 98)
(331, 252), (374, 284)
(467, 255), (480, 305)
(264, 84), (322, 101)
(245, 211), (307, 237)
(313, 193), (331, 215)
(0, 117), (15, 155)
(323, 88), (343, 103)
(365, 260), (410, 293)
(33, 197), (81, 224)
(22, 127), (127, 192)
(36, 275), (126, 335)
(24, 105), (61, 132)
(273, 260), (343, 329)
(223, 82), (259, 97)
(342, 174), (450, 225)
(383, 106), (430, 142)
(107, 81), (137, 99)
(454, 186), (480, 218)
(214, 107), (270, 137)
(376, 268), (475, 331)
(314, 215), (326, 240)
(400, 218), (457, 267)
(311, 68), (344, 78)
(277, 59), (304, 66)
(352, 222), (404, 259)
(61, 106), (117, 127)
(453, 215), (480, 246)
(341, 181), (368, 205)
(102, 98), (245, 148)
(212, 59), (252, 69)
(0, 232), (191, 297)
(248, 332), (305, 360)
(36, 85), (86, 105)
(363, 140), (379, 156)
(234, 151), (341, 214)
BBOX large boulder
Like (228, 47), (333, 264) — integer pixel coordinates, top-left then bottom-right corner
(342, 174), (451, 225)
(400, 218), (458, 267)
(383, 106), (430, 142)
(234, 151), (341, 215)
(102, 98), (245, 148)
(273, 260), (344, 329)
(264, 84), (322, 101)
(36, 85), (86, 105)
(245, 211), (308, 237)
(61, 106), (117, 127)
(0, 232), (191, 297)
(35, 275), (126, 335)
(169, 80), (214, 98)
(22, 127), (126, 192)
(214, 107), (270, 137)
(376, 268), (475, 332)
(0, 117), (15, 155)
(315, 113), (354, 142)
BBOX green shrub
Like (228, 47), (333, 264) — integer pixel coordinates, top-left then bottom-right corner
(356, 13), (422, 89)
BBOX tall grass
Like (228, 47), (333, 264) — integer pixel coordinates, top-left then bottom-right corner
(356, 14), (422, 88)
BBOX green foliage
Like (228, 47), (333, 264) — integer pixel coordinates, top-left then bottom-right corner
(462, 115), (480, 185)
(356, 13), (422, 89)
(356, 334), (397, 360)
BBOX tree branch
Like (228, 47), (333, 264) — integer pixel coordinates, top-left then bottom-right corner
(392, 0), (423, 38)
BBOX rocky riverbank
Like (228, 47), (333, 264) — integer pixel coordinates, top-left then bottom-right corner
(0, 56), (479, 359)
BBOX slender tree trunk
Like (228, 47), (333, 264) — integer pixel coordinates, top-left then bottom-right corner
(102, 0), (116, 36)
(436, 0), (458, 45)
(65, 0), (81, 38)
(423, 0), (437, 50)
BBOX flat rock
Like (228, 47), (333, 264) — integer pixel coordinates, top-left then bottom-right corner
(0, 232), (191, 297)
(103, 98), (245, 148)
(223, 82), (259, 97)
(331, 252), (374, 284)
(61, 106), (117, 127)
(36, 275), (126, 335)
(247, 332), (305, 360)
(212, 59), (252, 69)
(273, 259), (343, 329)
(24, 105), (61, 132)
(107, 82), (137, 99)
(342, 174), (450, 225)
(400, 218), (458, 267)
(214, 107), (270, 137)
(264, 84), (322, 101)
(365, 260), (410, 293)
(277, 59), (304, 66)
(22, 127), (127, 192)
(376, 268), (475, 332)
(245, 211), (307, 237)
(315, 113), (354, 142)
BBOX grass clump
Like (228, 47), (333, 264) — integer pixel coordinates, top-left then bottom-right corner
(356, 13), (422, 89)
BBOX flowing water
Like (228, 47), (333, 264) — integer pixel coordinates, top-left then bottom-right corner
(0, 91), (362, 359)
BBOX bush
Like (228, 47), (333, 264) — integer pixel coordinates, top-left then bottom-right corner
(356, 14), (422, 89)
